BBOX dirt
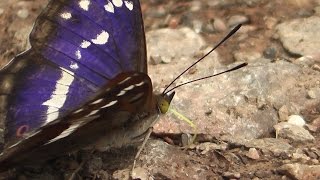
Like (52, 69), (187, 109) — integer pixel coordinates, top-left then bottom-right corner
(0, 0), (319, 179)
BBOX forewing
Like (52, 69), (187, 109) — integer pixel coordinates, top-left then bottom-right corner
(0, 0), (146, 148)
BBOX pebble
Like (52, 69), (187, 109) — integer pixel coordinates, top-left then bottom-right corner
(314, 6), (320, 15)
(190, 1), (202, 12)
(195, 142), (228, 154)
(254, 170), (271, 179)
(0, 8), (4, 16)
(312, 64), (320, 71)
(227, 15), (249, 27)
(181, 133), (193, 147)
(132, 167), (149, 180)
(265, 17), (278, 29)
(278, 105), (289, 122)
(278, 163), (320, 179)
(245, 138), (293, 155)
(233, 51), (262, 62)
(246, 148), (260, 160)
(287, 115), (305, 127)
(213, 18), (227, 32)
(307, 90), (317, 99)
(223, 172), (241, 179)
(274, 122), (315, 142)
(17, 9), (29, 19)
(310, 117), (320, 132)
(263, 47), (277, 60)
(192, 19), (203, 33)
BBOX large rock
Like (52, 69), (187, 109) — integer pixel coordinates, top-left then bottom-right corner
(150, 56), (320, 142)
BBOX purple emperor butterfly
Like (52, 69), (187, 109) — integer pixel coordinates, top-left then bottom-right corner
(0, 0), (245, 172)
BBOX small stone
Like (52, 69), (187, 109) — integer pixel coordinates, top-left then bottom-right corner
(190, 1), (202, 12)
(278, 163), (320, 180)
(287, 115), (305, 127)
(205, 109), (212, 116)
(192, 19), (203, 33)
(223, 172), (241, 179)
(312, 64), (320, 71)
(246, 148), (260, 160)
(86, 157), (103, 173)
(292, 152), (311, 161)
(263, 47), (277, 60)
(255, 170), (271, 178)
(310, 147), (320, 158)
(233, 51), (262, 62)
(213, 18), (227, 32)
(278, 105), (289, 122)
(17, 9), (29, 19)
(168, 17), (180, 29)
(196, 142), (228, 154)
(265, 17), (278, 29)
(0, 8), (4, 16)
(96, 170), (110, 180)
(314, 6), (320, 15)
(310, 117), (320, 131)
(227, 15), (249, 27)
(303, 149), (318, 160)
(113, 169), (130, 180)
(305, 124), (318, 132)
(274, 122), (315, 142)
(311, 159), (319, 164)
(132, 167), (149, 180)
(181, 133), (192, 147)
(245, 138), (293, 155)
(149, 54), (166, 65)
(307, 90), (317, 99)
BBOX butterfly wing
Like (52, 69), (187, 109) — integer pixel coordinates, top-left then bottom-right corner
(0, 0), (147, 164)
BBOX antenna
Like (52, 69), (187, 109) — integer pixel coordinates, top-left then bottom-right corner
(165, 62), (247, 94)
(162, 24), (243, 95)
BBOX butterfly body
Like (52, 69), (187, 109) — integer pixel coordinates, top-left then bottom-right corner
(0, 0), (171, 172)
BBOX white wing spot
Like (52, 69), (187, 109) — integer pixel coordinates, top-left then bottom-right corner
(86, 110), (99, 117)
(70, 62), (79, 70)
(91, 98), (103, 105)
(75, 50), (82, 59)
(47, 107), (59, 113)
(124, 85), (135, 91)
(124, 1), (133, 10)
(112, 0), (123, 7)
(117, 90), (126, 96)
(73, 108), (84, 114)
(79, 0), (91, 11)
(135, 81), (145, 87)
(119, 76), (131, 84)
(91, 31), (109, 45)
(47, 123), (82, 144)
(43, 68), (74, 124)
(81, 40), (91, 48)
(102, 100), (117, 108)
(104, 1), (115, 13)
(60, 12), (72, 19)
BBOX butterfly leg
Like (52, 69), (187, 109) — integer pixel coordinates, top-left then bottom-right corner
(67, 160), (86, 180)
(131, 127), (153, 176)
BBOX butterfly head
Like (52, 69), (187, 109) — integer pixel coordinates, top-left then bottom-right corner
(157, 91), (175, 114)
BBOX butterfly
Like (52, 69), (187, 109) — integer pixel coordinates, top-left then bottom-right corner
(0, 0), (175, 171)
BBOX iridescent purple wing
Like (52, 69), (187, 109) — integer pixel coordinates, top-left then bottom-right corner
(0, 0), (146, 148)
